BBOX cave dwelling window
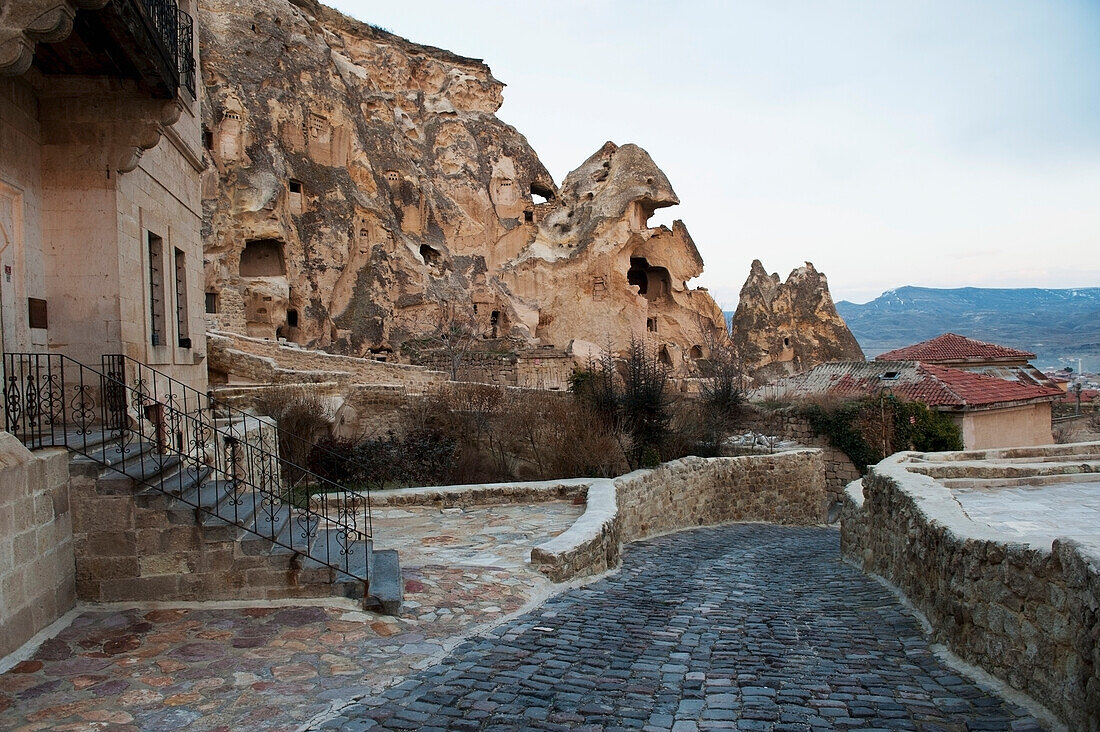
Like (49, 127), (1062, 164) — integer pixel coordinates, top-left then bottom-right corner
(240, 239), (286, 277)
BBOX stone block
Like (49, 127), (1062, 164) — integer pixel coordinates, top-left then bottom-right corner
(83, 530), (136, 557)
(139, 554), (190, 576)
(77, 555), (139, 580)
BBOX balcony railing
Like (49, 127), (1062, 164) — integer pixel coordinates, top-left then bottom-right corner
(134, 0), (195, 98)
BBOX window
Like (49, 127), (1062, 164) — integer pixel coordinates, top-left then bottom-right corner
(288, 180), (302, 193)
(148, 233), (166, 346)
(647, 317), (657, 332)
(287, 309), (298, 327)
(240, 239), (286, 276)
(174, 248), (190, 348)
(205, 292), (218, 314)
(28, 298), (47, 330)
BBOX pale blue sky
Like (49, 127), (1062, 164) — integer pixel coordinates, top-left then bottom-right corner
(328, 0), (1100, 306)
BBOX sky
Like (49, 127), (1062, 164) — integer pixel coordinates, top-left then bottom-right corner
(326, 0), (1100, 307)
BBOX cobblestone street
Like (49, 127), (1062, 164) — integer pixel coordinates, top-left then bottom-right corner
(324, 525), (1045, 731)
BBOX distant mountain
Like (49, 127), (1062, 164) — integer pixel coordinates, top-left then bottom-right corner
(834, 286), (1100, 372)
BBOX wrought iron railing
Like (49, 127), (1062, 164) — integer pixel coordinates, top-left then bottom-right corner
(134, 0), (195, 98)
(176, 10), (195, 97)
(3, 352), (370, 582)
(107, 354), (374, 540)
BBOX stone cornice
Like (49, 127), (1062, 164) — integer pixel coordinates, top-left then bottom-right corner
(0, 0), (110, 76)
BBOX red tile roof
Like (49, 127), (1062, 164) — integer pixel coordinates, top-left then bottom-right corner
(917, 363), (1062, 407)
(758, 360), (1062, 409)
(1060, 388), (1099, 404)
(876, 333), (1035, 363)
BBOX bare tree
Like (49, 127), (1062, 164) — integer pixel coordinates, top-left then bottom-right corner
(421, 301), (486, 380)
(693, 312), (745, 455)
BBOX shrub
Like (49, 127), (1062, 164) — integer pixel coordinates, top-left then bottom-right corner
(252, 385), (332, 467)
(571, 336), (672, 469)
(798, 394), (962, 473)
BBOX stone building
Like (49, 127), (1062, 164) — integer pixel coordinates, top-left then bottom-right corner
(1, 0), (205, 655)
(1, 0), (206, 390)
(755, 360), (1062, 450)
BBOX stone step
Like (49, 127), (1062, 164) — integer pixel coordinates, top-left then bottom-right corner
(367, 549), (402, 616)
(302, 529), (371, 583)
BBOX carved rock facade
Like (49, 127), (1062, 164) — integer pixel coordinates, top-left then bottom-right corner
(731, 260), (864, 383)
(198, 0), (723, 374)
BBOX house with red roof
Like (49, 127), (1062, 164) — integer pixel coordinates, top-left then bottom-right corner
(755, 360), (1062, 450)
(875, 333), (1060, 390)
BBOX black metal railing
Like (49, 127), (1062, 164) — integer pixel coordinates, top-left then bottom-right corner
(134, 0), (195, 98)
(176, 10), (195, 97)
(107, 354), (374, 540)
(3, 352), (370, 582)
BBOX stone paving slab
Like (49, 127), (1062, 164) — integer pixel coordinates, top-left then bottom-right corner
(324, 525), (1047, 731)
(951, 481), (1100, 551)
(0, 503), (581, 731)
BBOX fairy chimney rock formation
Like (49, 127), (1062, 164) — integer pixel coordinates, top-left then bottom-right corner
(731, 260), (864, 383)
(198, 0), (724, 374)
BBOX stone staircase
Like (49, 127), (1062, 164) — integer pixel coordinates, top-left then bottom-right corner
(3, 353), (402, 613)
(902, 442), (1100, 489)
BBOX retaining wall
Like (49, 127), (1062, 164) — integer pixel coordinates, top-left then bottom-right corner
(841, 452), (1100, 731)
(0, 434), (75, 658)
(531, 450), (827, 582)
(739, 406), (861, 502)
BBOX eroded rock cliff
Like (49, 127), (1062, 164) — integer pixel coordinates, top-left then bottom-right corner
(198, 0), (723, 374)
(731, 260), (864, 383)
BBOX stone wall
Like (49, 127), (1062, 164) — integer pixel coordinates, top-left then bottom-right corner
(68, 460), (359, 605)
(739, 406), (861, 501)
(410, 349), (574, 390)
(532, 450), (827, 582)
(209, 331), (445, 390)
(0, 434), (75, 658)
(841, 454), (1099, 730)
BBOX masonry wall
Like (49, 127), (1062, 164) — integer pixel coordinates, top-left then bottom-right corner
(738, 406), (862, 502)
(532, 450), (827, 582)
(841, 460), (1099, 731)
(209, 331), (444, 389)
(0, 434), (74, 659)
(68, 460), (358, 605)
(0, 75), (48, 354)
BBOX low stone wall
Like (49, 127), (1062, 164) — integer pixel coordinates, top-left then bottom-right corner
(368, 478), (590, 508)
(739, 406), (861, 502)
(0, 435), (75, 658)
(210, 331), (445, 389)
(841, 453), (1100, 730)
(532, 450), (827, 582)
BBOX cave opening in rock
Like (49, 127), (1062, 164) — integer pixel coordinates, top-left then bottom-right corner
(658, 346), (673, 368)
(420, 244), (441, 266)
(647, 317), (657, 333)
(240, 239), (286, 277)
(627, 257), (672, 301)
(287, 309), (298, 327)
(689, 345), (703, 360)
(530, 182), (554, 203)
(628, 257), (649, 295)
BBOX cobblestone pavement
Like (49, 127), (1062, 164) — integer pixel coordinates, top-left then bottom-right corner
(0, 503), (579, 731)
(324, 525), (1045, 732)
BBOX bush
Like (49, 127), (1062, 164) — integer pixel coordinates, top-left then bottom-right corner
(571, 336), (672, 469)
(798, 394), (962, 473)
(252, 385), (332, 468)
